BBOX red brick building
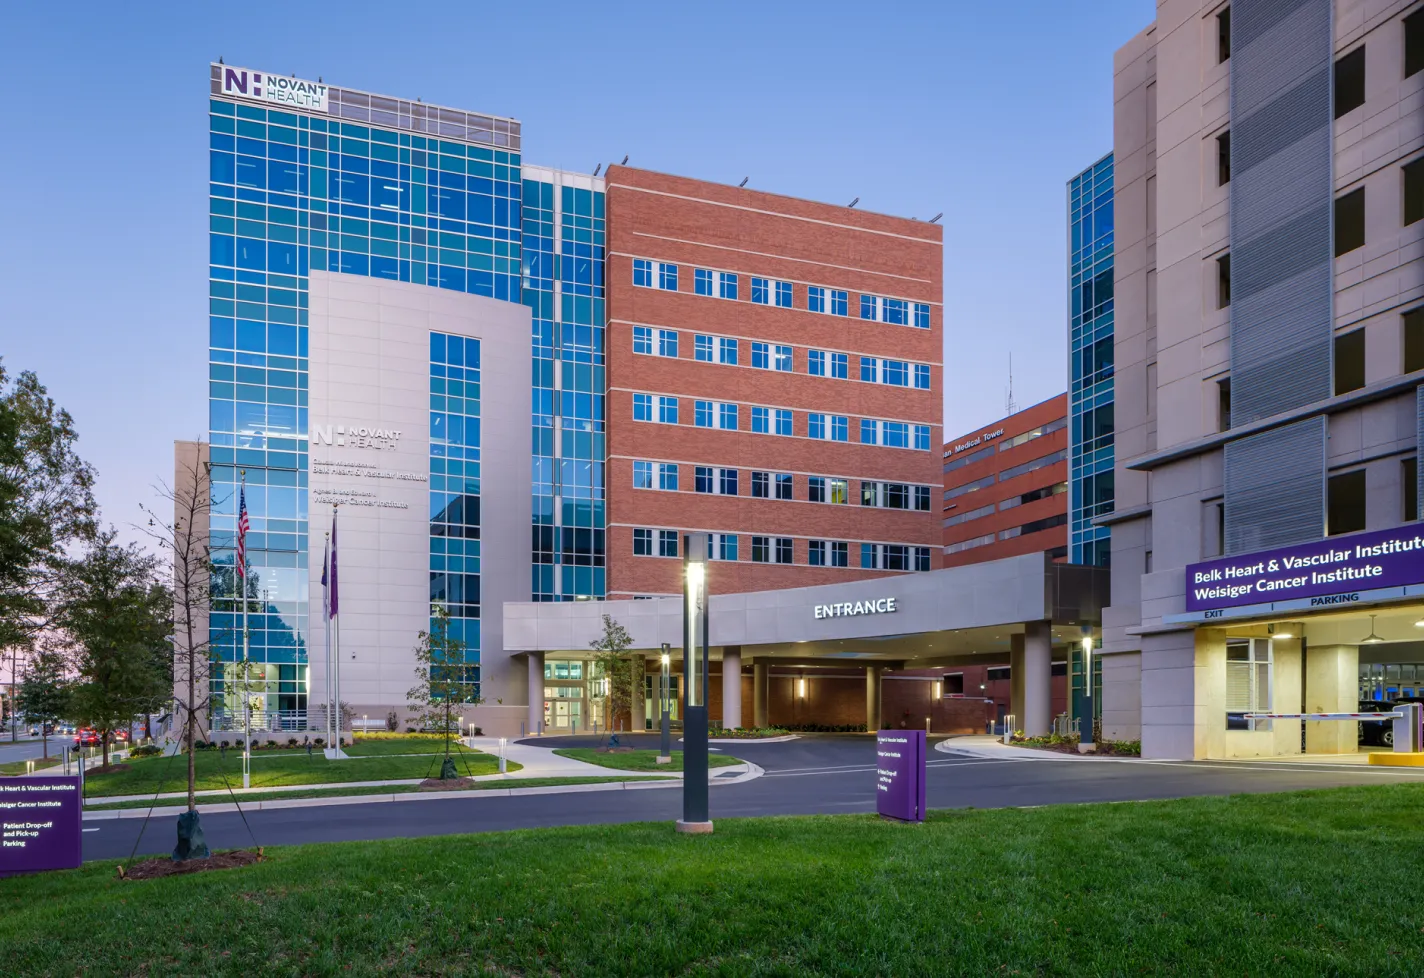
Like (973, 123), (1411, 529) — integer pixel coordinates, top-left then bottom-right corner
(604, 166), (943, 597)
(942, 394), (1069, 567)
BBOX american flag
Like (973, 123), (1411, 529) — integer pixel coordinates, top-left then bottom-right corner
(236, 486), (249, 579)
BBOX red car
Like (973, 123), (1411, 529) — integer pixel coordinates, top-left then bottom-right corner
(74, 728), (129, 746)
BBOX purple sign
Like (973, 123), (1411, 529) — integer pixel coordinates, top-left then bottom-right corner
(876, 729), (926, 822)
(0, 777), (82, 876)
(1185, 524), (1424, 613)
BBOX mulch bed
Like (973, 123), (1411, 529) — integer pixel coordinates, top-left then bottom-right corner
(418, 776), (477, 790)
(120, 849), (263, 880)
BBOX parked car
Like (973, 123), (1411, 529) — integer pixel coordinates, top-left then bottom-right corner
(27, 724), (55, 737)
(1359, 702), (1394, 747)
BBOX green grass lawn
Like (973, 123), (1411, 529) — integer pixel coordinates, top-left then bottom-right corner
(0, 754), (62, 776)
(80, 747), (519, 798)
(83, 775), (676, 810)
(5, 785), (1424, 975)
(344, 736), (467, 756)
(554, 747), (744, 772)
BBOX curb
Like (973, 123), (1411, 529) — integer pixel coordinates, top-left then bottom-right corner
(933, 738), (1143, 763)
(706, 735), (799, 745)
(82, 762), (765, 820)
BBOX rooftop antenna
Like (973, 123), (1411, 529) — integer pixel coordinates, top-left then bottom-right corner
(929, 212), (943, 224)
(738, 177), (748, 188)
(218, 56), (224, 64)
(621, 155), (629, 165)
(847, 197), (859, 208)
(593, 163), (602, 176)
(1005, 354), (1018, 415)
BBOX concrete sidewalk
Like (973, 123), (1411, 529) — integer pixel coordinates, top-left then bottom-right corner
(86, 743), (622, 805)
(934, 735), (1105, 761)
(82, 740), (763, 816)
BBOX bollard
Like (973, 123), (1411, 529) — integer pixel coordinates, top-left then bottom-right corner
(1002, 715), (1017, 745)
(498, 737), (507, 775)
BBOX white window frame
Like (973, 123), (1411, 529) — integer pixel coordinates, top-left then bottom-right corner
(717, 336), (738, 365)
(657, 395), (678, 425)
(657, 328), (678, 358)
(1226, 638), (1274, 731)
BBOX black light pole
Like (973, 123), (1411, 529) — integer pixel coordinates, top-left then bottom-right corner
(659, 643), (672, 763)
(678, 534), (712, 833)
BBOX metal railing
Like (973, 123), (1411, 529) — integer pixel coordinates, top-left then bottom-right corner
(210, 709), (309, 732)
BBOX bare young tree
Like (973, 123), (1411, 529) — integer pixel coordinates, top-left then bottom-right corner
(139, 441), (215, 817)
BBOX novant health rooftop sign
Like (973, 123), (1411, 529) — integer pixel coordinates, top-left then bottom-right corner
(1185, 524), (1424, 613)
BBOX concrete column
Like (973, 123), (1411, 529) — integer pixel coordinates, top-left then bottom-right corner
(722, 647), (742, 729)
(1305, 644), (1359, 754)
(630, 658), (646, 732)
(1023, 621), (1052, 737)
(526, 652), (545, 736)
(866, 666), (883, 731)
(753, 660), (768, 728)
(1009, 635), (1026, 733)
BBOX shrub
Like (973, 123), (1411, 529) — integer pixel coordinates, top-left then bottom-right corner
(313, 737), (326, 748)
(405, 727), (416, 734)
(218, 739), (230, 750)
(265, 739), (278, 749)
(287, 737), (299, 748)
(709, 726), (790, 739)
(129, 744), (162, 758)
(386, 710), (399, 732)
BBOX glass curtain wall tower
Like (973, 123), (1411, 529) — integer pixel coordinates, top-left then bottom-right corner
(521, 166), (606, 601)
(1068, 153), (1115, 568)
(207, 65), (522, 712)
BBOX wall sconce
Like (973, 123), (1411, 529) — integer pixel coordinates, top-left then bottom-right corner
(796, 676), (807, 700)
(933, 680), (942, 699)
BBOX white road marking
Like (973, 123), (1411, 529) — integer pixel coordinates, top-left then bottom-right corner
(82, 828), (100, 833)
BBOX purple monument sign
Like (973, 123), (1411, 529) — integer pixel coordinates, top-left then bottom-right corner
(1185, 524), (1424, 613)
(876, 729), (927, 822)
(0, 776), (82, 876)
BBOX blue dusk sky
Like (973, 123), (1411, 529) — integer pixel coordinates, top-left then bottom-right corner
(0, 1), (1152, 535)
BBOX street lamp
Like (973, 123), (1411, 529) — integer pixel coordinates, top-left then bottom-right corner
(659, 644), (671, 763)
(678, 534), (712, 834)
(1080, 634), (1095, 750)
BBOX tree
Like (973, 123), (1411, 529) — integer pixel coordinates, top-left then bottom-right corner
(0, 362), (98, 703)
(407, 604), (481, 779)
(58, 529), (171, 769)
(589, 614), (639, 732)
(16, 644), (69, 759)
(139, 443), (214, 835)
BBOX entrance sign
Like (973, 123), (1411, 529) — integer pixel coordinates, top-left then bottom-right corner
(815, 597), (897, 620)
(0, 777), (82, 876)
(875, 729), (926, 822)
(1185, 525), (1424, 613)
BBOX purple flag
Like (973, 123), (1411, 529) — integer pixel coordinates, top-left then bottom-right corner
(328, 514), (339, 618)
(320, 535), (331, 621)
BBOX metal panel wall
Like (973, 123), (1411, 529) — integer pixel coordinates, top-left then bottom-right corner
(1223, 417), (1326, 554)
(1229, 0), (1334, 426)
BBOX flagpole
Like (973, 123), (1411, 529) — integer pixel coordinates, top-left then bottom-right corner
(240, 469), (250, 790)
(332, 504), (341, 752)
(323, 530), (332, 753)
